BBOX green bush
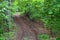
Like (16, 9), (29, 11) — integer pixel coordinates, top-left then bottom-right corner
(56, 38), (60, 40)
(0, 0), (60, 39)
(0, 1), (9, 34)
(16, 0), (60, 36)
(38, 34), (50, 40)
(44, 0), (60, 36)
(0, 0), (18, 33)
(0, 0), (17, 40)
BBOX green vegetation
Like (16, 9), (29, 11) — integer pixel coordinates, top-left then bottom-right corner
(38, 34), (50, 40)
(0, 0), (16, 40)
(16, 0), (60, 36)
(0, 0), (60, 40)
(56, 38), (60, 40)
(44, 0), (60, 36)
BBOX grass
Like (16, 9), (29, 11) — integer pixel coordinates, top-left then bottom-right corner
(38, 34), (50, 40)
(0, 31), (15, 40)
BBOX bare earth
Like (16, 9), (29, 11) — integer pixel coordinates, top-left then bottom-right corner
(13, 14), (50, 40)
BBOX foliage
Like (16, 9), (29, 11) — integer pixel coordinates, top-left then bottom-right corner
(56, 38), (60, 40)
(38, 34), (50, 40)
(0, 0), (17, 40)
(16, 0), (60, 36)
(0, 32), (15, 40)
(0, 0), (60, 39)
(0, 0), (18, 32)
(0, 1), (9, 34)
(17, 0), (44, 20)
(44, 0), (60, 35)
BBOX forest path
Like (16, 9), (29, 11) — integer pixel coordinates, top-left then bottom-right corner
(13, 14), (50, 40)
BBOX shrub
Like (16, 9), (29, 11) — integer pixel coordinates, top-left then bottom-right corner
(17, 0), (60, 36)
(38, 34), (50, 40)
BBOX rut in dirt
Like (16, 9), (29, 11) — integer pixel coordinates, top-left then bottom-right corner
(13, 14), (50, 40)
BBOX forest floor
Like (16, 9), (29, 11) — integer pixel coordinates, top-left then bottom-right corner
(13, 14), (54, 40)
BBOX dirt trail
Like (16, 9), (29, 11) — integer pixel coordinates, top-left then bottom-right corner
(13, 14), (50, 40)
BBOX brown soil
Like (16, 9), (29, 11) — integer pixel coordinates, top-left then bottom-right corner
(13, 14), (50, 40)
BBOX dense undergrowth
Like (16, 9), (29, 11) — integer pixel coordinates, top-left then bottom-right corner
(0, 1), (16, 40)
(16, 0), (60, 37)
(0, 0), (60, 40)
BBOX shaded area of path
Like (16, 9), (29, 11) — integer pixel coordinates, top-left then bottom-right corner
(13, 14), (50, 40)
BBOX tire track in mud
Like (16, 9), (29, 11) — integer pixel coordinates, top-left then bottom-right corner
(13, 15), (50, 40)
